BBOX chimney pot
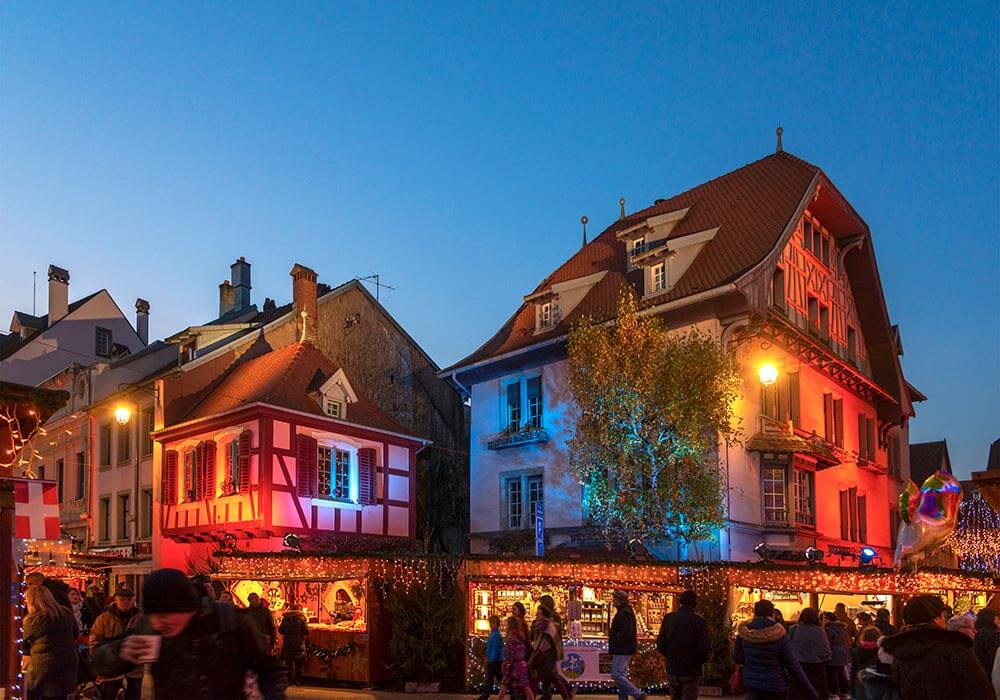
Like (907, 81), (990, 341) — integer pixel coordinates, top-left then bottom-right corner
(135, 298), (150, 344)
(47, 264), (70, 324)
(219, 280), (236, 318)
(290, 263), (319, 343)
(230, 258), (252, 312)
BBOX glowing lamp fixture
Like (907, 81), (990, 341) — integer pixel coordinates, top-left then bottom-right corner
(758, 364), (779, 386)
(114, 407), (131, 425)
(805, 546), (824, 564)
(860, 546), (878, 566)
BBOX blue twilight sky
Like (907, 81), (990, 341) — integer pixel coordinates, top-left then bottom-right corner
(1, 3), (997, 478)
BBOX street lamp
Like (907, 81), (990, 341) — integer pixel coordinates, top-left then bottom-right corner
(114, 406), (131, 425)
(758, 363), (778, 386)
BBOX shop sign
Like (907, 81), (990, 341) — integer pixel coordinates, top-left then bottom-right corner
(89, 546), (133, 559)
(535, 502), (544, 557)
(133, 542), (152, 557)
(554, 646), (615, 682)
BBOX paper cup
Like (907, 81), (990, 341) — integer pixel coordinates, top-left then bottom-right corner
(132, 634), (162, 663)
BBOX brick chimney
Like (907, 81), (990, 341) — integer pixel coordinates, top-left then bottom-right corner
(135, 298), (150, 345)
(47, 264), (70, 324)
(231, 257), (251, 312)
(290, 263), (318, 342)
(218, 280), (236, 317)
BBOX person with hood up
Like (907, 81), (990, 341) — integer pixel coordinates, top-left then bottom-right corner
(89, 588), (143, 700)
(821, 611), (850, 699)
(880, 594), (992, 699)
(278, 603), (310, 685)
(786, 608), (829, 700)
(91, 568), (288, 700)
(850, 626), (893, 700)
(974, 608), (1000, 679)
(733, 599), (816, 700)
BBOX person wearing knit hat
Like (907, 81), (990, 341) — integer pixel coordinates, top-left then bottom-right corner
(881, 594), (992, 699)
(91, 568), (287, 699)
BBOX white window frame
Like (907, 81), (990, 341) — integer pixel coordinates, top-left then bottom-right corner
(632, 237), (646, 257)
(324, 398), (343, 418)
(652, 262), (666, 291)
(310, 435), (361, 507)
(539, 301), (553, 329)
(502, 472), (544, 530)
(762, 465), (787, 525)
(500, 374), (543, 433)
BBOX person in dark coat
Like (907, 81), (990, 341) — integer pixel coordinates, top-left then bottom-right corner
(787, 608), (829, 700)
(656, 590), (710, 700)
(89, 589), (143, 700)
(278, 604), (310, 685)
(82, 584), (107, 630)
(92, 568), (287, 700)
(732, 599), (817, 700)
(873, 608), (896, 637)
(821, 612), (850, 699)
(609, 590), (645, 700)
(974, 608), (1000, 679)
(246, 592), (277, 651)
(880, 594), (992, 700)
(25, 572), (73, 610)
(851, 625), (893, 700)
(23, 584), (79, 700)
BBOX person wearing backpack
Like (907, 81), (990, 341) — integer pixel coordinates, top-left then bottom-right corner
(91, 568), (288, 699)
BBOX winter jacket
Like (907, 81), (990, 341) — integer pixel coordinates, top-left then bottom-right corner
(247, 602), (277, 645)
(874, 618), (897, 637)
(788, 622), (831, 664)
(824, 620), (850, 666)
(90, 603), (142, 678)
(486, 629), (504, 664)
(835, 610), (858, 645)
(973, 610), (1000, 679)
(278, 610), (309, 660)
(880, 623), (992, 700)
(656, 605), (710, 676)
(732, 617), (816, 698)
(608, 604), (638, 656)
(82, 595), (106, 629)
(92, 601), (288, 700)
(23, 607), (79, 697)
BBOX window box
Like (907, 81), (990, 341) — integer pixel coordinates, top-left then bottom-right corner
(487, 426), (549, 450)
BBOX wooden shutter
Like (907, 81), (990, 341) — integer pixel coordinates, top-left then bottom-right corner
(193, 443), (205, 499)
(866, 419), (876, 463)
(358, 447), (377, 505)
(237, 430), (252, 491)
(833, 399), (844, 448)
(848, 486), (859, 541)
(839, 490), (850, 541)
(789, 371), (800, 427)
(823, 394), (834, 442)
(202, 442), (216, 499)
(857, 495), (868, 544)
(164, 450), (178, 505)
(296, 434), (318, 497)
(858, 413), (867, 460)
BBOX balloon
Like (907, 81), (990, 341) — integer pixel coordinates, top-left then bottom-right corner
(894, 470), (962, 568)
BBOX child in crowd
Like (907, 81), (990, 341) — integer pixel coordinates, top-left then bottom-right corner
(479, 615), (503, 700)
(498, 616), (534, 700)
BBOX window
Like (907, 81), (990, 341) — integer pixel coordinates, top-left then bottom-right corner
(99, 423), (112, 468)
(833, 399), (844, 448)
(771, 268), (786, 312)
(503, 473), (543, 529)
(118, 492), (130, 541)
(840, 487), (861, 542)
(324, 399), (342, 418)
(505, 382), (522, 432)
(539, 302), (553, 329)
(888, 432), (901, 478)
(821, 235), (830, 267)
(652, 262), (666, 292)
(75, 451), (85, 499)
(117, 421), (131, 464)
(823, 394), (835, 443)
(95, 327), (113, 358)
(857, 494), (868, 544)
(858, 414), (876, 462)
(846, 326), (857, 365)
(793, 470), (815, 527)
(802, 220), (813, 251)
(38, 464), (45, 480)
(807, 296), (819, 331)
(226, 439), (240, 493)
(56, 459), (64, 503)
(526, 377), (542, 429)
(762, 371), (800, 427)
(632, 237), (646, 257)
(317, 446), (351, 501)
(140, 489), (153, 539)
(180, 343), (197, 364)
(762, 466), (787, 524)
(183, 451), (196, 501)
(141, 410), (154, 457)
(99, 496), (111, 542)
(819, 305), (830, 341)
(812, 226), (823, 260)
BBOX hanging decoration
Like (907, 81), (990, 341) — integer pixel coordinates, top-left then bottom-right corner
(0, 405), (47, 473)
(947, 492), (1000, 575)
(893, 470), (963, 568)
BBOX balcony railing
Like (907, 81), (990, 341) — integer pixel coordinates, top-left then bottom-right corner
(486, 425), (549, 450)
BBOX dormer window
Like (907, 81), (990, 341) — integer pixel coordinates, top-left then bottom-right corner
(539, 302), (553, 329)
(324, 399), (343, 418)
(632, 237), (646, 257)
(652, 263), (667, 292)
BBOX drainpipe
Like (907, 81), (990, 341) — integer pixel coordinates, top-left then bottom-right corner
(448, 371), (471, 401)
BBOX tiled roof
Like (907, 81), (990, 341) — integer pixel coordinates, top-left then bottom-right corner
(447, 151), (819, 371)
(909, 440), (951, 486)
(181, 340), (418, 439)
(746, 431), (840, 465)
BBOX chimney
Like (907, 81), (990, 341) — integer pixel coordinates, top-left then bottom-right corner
(290, 263), (318, 343)
(231, 257), (252, 312)
(47, 264), (70, 324)
(135, 298), (150, 345)
(218, 280), (236, 317)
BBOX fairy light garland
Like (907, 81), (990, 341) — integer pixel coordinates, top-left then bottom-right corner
(13, 571), (26, 700)
(947, 493), (1000, 575)
(1, 405), (47, 473)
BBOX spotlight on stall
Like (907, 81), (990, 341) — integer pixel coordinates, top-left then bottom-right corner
(282, 533), (302, 551)
(805, 546), (824, 564)
(860, 546), (878, 567)
(754, 542), (775, 562)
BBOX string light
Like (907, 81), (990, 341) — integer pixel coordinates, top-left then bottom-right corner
(947, 493), (1000, 575)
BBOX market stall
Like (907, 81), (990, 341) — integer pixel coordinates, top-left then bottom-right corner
(215, 553), (380, 684)
(463, 557), (683, 691)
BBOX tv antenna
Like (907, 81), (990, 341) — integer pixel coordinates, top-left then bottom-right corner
(358, 273), (395, 302)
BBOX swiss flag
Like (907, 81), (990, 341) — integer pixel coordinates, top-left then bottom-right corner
(11, 478), (60, 540)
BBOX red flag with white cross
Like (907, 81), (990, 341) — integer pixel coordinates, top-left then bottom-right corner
(11, 478), (60, 540)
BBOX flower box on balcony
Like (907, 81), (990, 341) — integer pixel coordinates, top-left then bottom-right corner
(486, 426), (549, 450)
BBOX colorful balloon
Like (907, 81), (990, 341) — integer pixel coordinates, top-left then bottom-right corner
(894, 470), (963, 568)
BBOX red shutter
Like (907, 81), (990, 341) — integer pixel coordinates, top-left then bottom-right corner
(164, 450), (178, 505)
(237, 430), (252, 491)
(358, 448), (377, 505)
(202, 442), (216, 499)
(193, 442), (205, 500)
(296, 434), (318, 496)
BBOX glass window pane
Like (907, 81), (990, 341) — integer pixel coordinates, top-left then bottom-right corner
(317, 447), (332, 497)
(334, 450), (351, 499)
(526, 378), (542, 428)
